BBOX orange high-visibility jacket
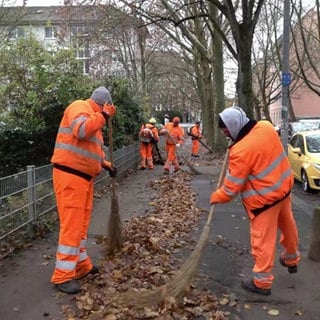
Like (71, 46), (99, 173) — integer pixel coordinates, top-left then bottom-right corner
(164, 122), (184, 145)
(211, 121), (294, 220)
(51, 99), (107, 177)
(191, 125), (202, 139)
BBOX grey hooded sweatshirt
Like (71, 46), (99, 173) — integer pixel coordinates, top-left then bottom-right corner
(219, 106), (250, 141)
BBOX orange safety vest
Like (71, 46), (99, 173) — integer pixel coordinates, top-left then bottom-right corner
(211, 121), (293, 220)
(164, 122), (184, 145)
(51, 99), (106, 178)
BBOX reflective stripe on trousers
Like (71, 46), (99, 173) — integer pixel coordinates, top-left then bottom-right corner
(51, 168), (94, 284)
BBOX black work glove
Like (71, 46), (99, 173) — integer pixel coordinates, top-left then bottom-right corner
(106, 165), (118, 178)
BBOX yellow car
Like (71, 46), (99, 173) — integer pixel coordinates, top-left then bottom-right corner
(287, 130), (320, 192)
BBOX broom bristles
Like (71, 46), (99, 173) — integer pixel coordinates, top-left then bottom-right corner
(108, 189), (123, 252)
(113, 206), (214, 307)
(182, 156), (202, 175)
(111, 148), (230, 308)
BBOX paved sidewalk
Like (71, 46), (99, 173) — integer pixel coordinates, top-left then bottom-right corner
(192, 165), (320, 320)
(0, 153), (319, 320)
(0, 165), (164, 320)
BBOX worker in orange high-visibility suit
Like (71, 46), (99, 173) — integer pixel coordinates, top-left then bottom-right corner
(139, 118), (159, 170)
(190, 120), (202, 157)
(160, 116), (184, 174)
(210, 106), (300, 296)
(50, 86), (117, 294)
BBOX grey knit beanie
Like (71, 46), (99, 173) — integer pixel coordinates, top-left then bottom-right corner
(90, 86), (112, 105)
(219, 106), (249, 140)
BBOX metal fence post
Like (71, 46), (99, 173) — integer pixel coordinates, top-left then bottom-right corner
(27, 165), (36, 238)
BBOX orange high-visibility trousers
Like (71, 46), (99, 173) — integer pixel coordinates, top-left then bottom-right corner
(140, 142), (154, 169)
(164, 144), (179, 171)
(250, 195), (300, 289)
(192, 139), (200, 155)
(51, 168), (94, 284)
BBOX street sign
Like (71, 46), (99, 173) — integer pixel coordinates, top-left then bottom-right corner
(282, 72), (291, 86)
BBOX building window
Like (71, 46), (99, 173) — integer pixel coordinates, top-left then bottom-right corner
(71, 26), (89, 37)
(73, 41), (90, 59)
(8, 27), (25, 39)
(45, 26), (57, 39)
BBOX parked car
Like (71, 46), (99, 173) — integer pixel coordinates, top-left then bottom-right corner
(287, 130), (320, 192)
(288, 119), (320, 140)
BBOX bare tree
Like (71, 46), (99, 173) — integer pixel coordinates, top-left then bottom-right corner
(251, 0), (284, 121)
(291, 0), (320, 96)
(112, 0), (228, 148)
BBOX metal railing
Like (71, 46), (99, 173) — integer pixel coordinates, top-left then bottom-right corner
(0, 142), (141, 259)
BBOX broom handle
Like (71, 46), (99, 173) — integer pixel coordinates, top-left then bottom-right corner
(206, 145), (229, 225)
(166, 130), (180, 145)
(108, 117), (116, 195)
(216, 147), (229, 188)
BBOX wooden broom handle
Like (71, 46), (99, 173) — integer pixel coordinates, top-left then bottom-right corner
(107, 117), (114, 165)
(217, 147), (229, 189)
(107, 117), (116, 195)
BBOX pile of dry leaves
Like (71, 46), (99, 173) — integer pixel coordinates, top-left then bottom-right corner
(62, 169), (230, 319)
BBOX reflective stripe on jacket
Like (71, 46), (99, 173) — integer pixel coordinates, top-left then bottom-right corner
(211, 121), (294, 220)
(51, 99), (106, 177)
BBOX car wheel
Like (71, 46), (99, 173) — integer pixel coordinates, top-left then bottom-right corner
(301, 170), (312, 193)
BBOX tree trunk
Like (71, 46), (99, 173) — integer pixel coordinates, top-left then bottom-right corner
(211, 3), (226, 152)
(236, 29), (254, 118)
(308, 206), (320, 262)
(194, 57), (215, 147)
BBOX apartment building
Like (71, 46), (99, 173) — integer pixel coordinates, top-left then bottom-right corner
(0, 4), (146, 77)
(268, 8), (320, 125)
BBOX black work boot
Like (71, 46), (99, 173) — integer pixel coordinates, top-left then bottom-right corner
(241, 279), (271, 296)
(88, 265), (99, 276)
(279, 257), (298, 274)
(55, 280), (81, 294)
(76, 265), (100, 280)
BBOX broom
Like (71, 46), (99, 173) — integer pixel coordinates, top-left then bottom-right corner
(114, 147), (230, 307)
(107, 117), (123, 253)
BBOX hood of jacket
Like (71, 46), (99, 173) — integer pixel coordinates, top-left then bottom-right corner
(219, 106), (250, 140)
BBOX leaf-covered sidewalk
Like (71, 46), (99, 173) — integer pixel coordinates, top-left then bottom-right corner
(64, 166), (229, 319)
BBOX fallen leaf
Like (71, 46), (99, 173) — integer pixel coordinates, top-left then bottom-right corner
(267, 309), (280, 316)
(219, 297), (229, 305)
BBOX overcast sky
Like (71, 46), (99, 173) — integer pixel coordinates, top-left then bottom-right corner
(13, 0), (63, 5)
(11, 0), (317, 8)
